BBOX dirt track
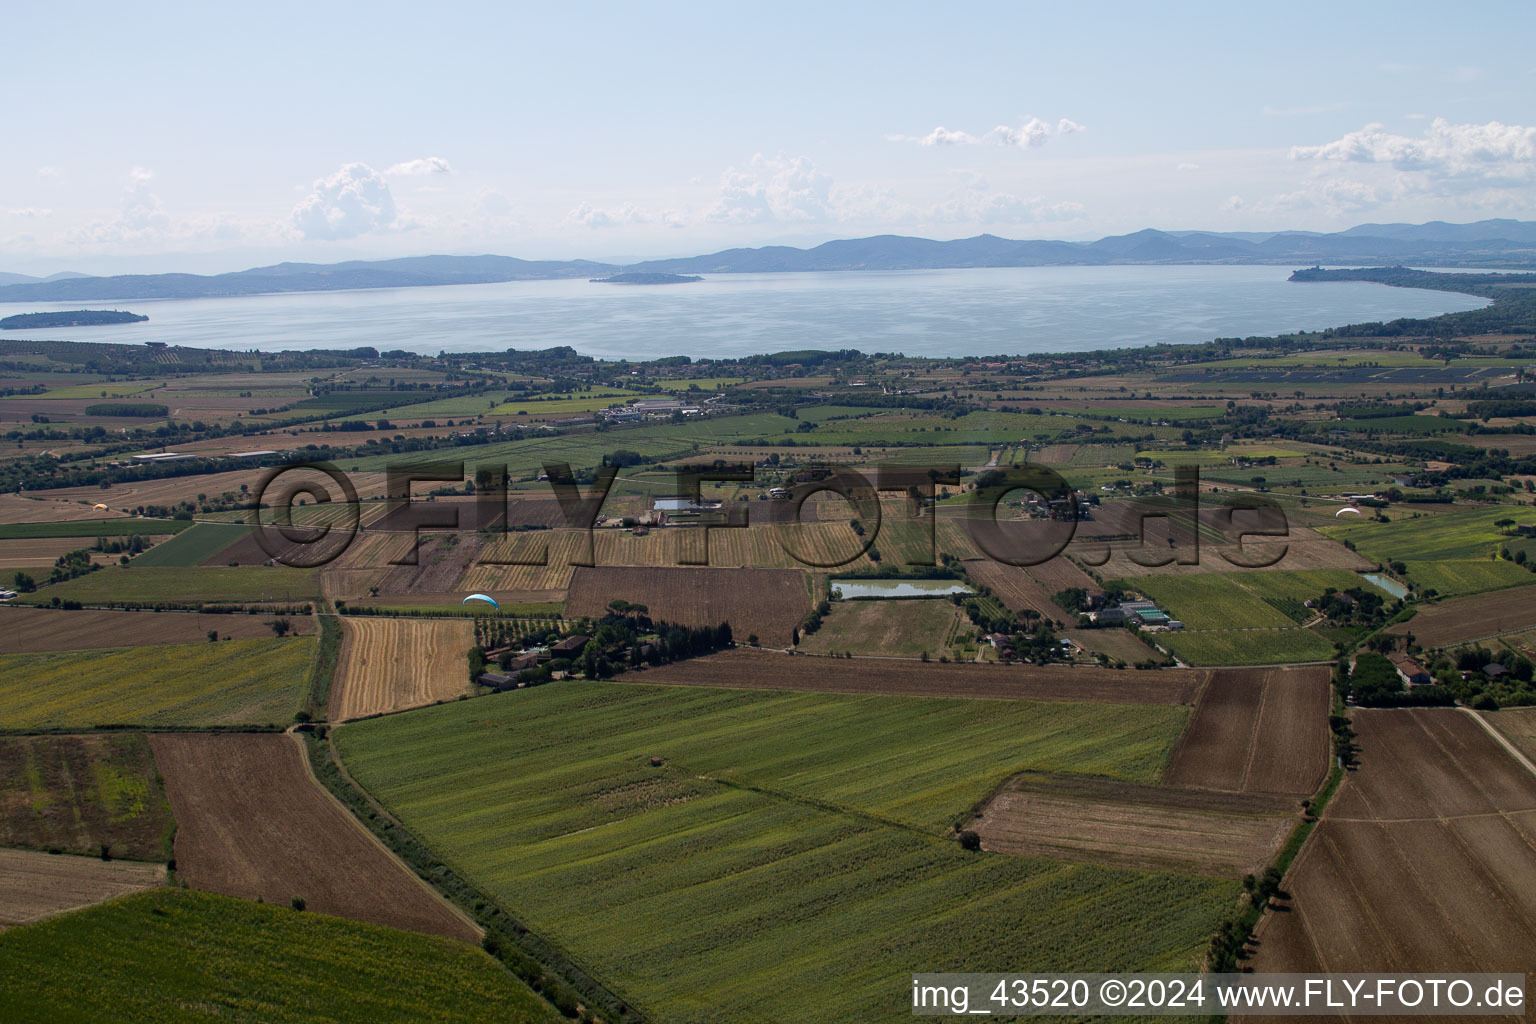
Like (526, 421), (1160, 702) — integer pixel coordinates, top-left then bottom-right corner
(149, 733), (477, 942)
(1163, 666), (1331, 796)
(1246, 710), (1536, 979)
(629, 647), (1206, 704)
(330, 617), (474, 721)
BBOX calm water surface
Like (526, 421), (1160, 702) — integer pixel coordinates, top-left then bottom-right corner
(0, 265), (1489, 359)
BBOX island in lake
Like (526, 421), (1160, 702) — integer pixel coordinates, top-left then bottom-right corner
(589, 272), (703, 285)
(0, 309), (149, 330)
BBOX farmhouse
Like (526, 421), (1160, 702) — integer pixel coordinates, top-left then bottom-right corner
(1392, 655), (1432, 687)
(551, 634), (592, 654)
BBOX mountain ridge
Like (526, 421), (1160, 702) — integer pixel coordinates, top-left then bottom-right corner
(3, 219), (1534, 302)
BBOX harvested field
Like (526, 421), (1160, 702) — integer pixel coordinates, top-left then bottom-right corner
(1248, 709), (1536, 975)
(0, 494), (131, 524)
(0, 537), (125, 569)
(331, 617), (474, 721)
(0, 606), (314, 653)
(1163, 666), (1331, 797)
(969, 772), (1296, 876)
(149, 733), (477, 942)
(0, 734), (173, 861)
(566, 566), (811, 646)
(799, 598), (968, 659)
(374, 533), (486, 596)
(1062, 628), (1159, 663)
(1388, 584), (1536, 648)
(630, 647), (1205, 704)
(0, 849), (164, 929)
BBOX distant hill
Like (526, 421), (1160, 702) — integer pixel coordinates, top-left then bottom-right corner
(0, 309), (148, 330)
(2, 219), (1533, 302)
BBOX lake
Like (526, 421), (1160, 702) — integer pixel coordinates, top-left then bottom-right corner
(0, 264), (1489, 360)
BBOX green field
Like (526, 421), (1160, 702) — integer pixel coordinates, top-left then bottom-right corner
(337, 683), (1231, 1023)
(1119, 569), (1371, 630)
(1401, 558), (1534, 597)
(0, 637), (313, 729)
(1322, 506), (1536, 562)
(0, 889), (559, 1024)
(0, 519), (190, 540)
(128, 523), (252, 567)
(15, 566), (318, 607)
(1157, 627), (1336, 666)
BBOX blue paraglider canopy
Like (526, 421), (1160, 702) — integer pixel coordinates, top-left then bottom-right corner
(461, 593), (499, 609)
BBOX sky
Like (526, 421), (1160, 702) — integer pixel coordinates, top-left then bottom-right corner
(4, 0), (1535, 276)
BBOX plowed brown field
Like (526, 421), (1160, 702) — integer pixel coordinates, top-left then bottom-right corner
(149, 733), (478, 942)
(1163, 665), (1331, 796)
(1388, 585), (1536, 648)
(565, 566), (812, 646)
(330, 617), (474, 721)
(1246, 710), (1536, 979)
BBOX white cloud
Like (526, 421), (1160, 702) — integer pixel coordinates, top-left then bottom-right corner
(1222, 195), (1246, 211)
(291, 162), (401, 241)
(1291, 118), (1536, 187)
(893, 117), (1084, 150)
(7, 208), (52, 219)
(707, 154), (834, 224)
(35, 166), (61, 179)
(1177, 162), (1201, 171)
(475, 189), (513, 218)
(385, 156), (453, 177)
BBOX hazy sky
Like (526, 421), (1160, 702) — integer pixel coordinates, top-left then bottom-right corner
(4, 0), (1535, 274)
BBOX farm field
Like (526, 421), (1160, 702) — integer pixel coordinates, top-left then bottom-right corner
(128, 522), (251, 566)
(0, 889), (559, 1023)
(0, 607), (313, 652)
(1163, 666), (1332, 796)
(1248, 710), (1536, 974)
(0, 517), (187, 540)
(1061, 628), (1159, 663)
(1484, 707), (1536, 763)
(331, 617), (474, 721)
(0, 537), (123, 570)
(337, 683), (1233, 1022)
(13, 565), (319, 607)
(0, 638), (313, 729)
(798, 597), (969, 658)
(1157, 626), (1337, 666)
(150, 733), (478, 942)
(565, 565), (812, 647)
(0, 849), (164, 929)
(969, 772), (1296, 876)
(1387, 585), (1536, 648)
(0, 735), (173, 860)
(1321, 505), (1535, 563)
(0, 494), (132, 525)
(962, 557), (1092, 621)
(1401, 557), (1532, 597)
(631, 646), (1207, 703)
(1121, 569), (1373, 630)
